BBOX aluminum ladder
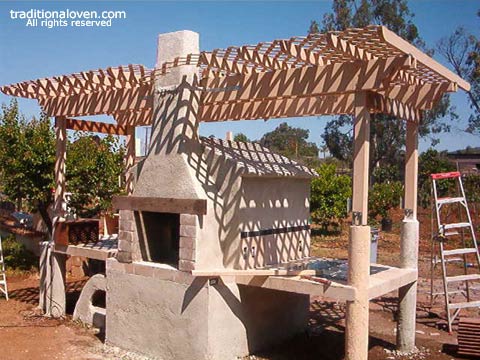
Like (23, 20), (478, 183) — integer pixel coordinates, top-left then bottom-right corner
(0, 235), (8, 300)
(430, 171), (480, 332)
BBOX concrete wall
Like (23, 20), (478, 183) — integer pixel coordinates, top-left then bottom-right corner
(106, 259), (309, 359)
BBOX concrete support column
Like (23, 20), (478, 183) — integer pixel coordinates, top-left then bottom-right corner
(397, 120), (419, 352)
(397, 219), (419, 351)
(39, 242), (66, 317)
(345, 91), (371, 360)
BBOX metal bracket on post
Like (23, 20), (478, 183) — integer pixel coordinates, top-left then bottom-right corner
(352, 211), (362, 226)
(404, 208), (414, 220)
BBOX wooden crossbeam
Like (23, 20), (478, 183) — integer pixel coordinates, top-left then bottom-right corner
(199, 93), (358, 122)
(64, 118), (127, 136)
(39, 84), (152, 117)
(112, 196), (207, 215)
(368, 91), (422, 123)
(380, 82), (455, 110)
(202, 56), (413, 105)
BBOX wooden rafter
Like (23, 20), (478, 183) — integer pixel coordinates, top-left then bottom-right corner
(63, 118), (127, 136)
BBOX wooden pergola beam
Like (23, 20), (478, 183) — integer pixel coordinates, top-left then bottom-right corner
(199, 93), (358, 122)
(64, 118), (127, 136)
(39, 84), (152, 118)
(202, 55), (413, 105)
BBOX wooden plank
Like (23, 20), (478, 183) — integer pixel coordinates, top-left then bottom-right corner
(112, 196), (207, 215)
(65, 118), (127, 135)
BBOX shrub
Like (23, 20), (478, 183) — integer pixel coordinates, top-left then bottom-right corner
(463, 174), (480, 203)
(369, 181), (403, 219)
(2, 235), (37, 271)
(418, 149), (456, 208)
(310, 163), (352, 229)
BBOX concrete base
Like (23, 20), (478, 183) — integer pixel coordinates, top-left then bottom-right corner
(106, 259), (309, 359)
(39, 242), (66, 317)
(73, 274), (106, 331)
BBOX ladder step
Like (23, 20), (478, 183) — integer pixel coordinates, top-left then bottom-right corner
(443, 248), (479, 256)
(446, 274), (480, 283)
(448, 300), (480, 310)
(443, 222), (472, 230)
(444, 231), (460, 237)
(437, 197), (466, 205)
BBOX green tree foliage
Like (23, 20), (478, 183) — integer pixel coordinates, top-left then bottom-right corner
(0, 100), (55, 232)
(310, 163), (352, 229)
(259, 122), (319, 160)
(418, 149), (455, 208)
(66, 134), (125, 218)
(437, 11), (480, 134)
(369, 181), (403, 219)
(2, 235), (37, 271)
(463, 174), (480, 204)
(311, 0), (455, 171)
(233, 133), (249, 142)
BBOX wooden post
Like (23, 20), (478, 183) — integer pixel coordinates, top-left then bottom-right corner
(397, 120), (419, 352)
(125, 126), (135, 195)
(46, 116), (67, 318)
(54, 117), (67, 222)
(345, 91), (371, 360)
(404, 121), (418, 218)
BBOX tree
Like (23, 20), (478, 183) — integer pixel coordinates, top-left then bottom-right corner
(311, 0), (455, 173)
(259, 122), (319, 161)
(233, 133), (249, 142)
(437, 12), (480, 134)
(66, 134), (125, 218)
(0, 100), (55, 232)
(310, 163), (352, 230)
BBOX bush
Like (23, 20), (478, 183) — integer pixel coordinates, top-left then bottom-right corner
(310, 163), (352, 230)
(418, 149), (456, 208)
(463, 174), (480, 203)
(2, 235), (37, 271)
(369, 181), (403, 219)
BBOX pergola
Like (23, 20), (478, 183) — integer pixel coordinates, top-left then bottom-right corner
(1, 25), (469, 360)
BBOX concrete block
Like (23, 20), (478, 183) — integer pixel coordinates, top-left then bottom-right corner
(180, 236), (195, 250)
(118, 230), (133, 243)
(118, 239), (132, 253)
(180, 214), (196, 226)
(180, 225), (196, 238)
(116, 250), (132, 264)
(133, 262), (155, 278)
(179, 247), (195, 261)
(119, 219), (133, 232)
(179, 259), (195, 272)
(119, 210), (133, 221)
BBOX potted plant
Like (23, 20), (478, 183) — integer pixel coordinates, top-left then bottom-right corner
(369, 181), (403, 231)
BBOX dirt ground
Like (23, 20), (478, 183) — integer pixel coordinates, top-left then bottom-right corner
(0, 207), (479, 360)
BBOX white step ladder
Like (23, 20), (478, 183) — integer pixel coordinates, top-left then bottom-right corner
(430, 171), (480, 332)
(0, 235), (9, 300)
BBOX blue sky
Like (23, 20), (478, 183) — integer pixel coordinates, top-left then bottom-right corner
(0, 0), (479, 153)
